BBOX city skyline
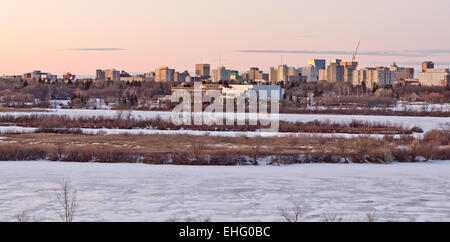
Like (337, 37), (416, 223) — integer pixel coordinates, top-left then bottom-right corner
(5, 60), (449, 79)
(1, 0), (450, 75)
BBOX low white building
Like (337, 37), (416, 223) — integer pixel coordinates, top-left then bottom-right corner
(120, 75), (145, 82)
(222, 85), (284, 101)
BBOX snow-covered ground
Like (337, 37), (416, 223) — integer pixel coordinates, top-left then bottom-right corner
(0, 126), (37, 134)
(0, 161), (449, 222)
(0, 126), (424, 139)
(392, 102), (450, 112)
(306, 102), (450, 112)
(43, 100), (450, 112)
(1, 109), (448, 134)
(78, 128), (415, 139)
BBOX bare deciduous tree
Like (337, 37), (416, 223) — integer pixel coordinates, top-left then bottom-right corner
(15, 211), (40, 222)
(185, 216), (212, 222)
(56, 179), (78, 222)
(279, 202), (303, 222)
(321, 214), (343, 222)
(366, 212), (377, 222)
(190, 142), (205, 162)
(251, 143), (261, 166)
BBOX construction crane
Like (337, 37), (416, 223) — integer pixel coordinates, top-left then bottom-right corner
(352, 40), (360, 62)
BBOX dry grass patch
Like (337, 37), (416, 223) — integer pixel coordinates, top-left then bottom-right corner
(1, 131), (448, 164)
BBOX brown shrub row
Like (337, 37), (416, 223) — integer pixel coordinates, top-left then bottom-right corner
(423, 129), (450, 146)
(0, 144), (141, 163)
(314, 96), (396, 108)
(0, 114), (420, 135)
(0, 136), (448, 165)
(0, 144), (47, 161)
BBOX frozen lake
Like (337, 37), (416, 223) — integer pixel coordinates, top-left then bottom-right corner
(0, 161), (449, 222)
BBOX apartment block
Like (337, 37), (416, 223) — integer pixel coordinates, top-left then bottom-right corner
(353, 67), (397, 89)
(96, 69), (119, 81)
(155, 67), (175, 82)
(96, 69), (106, 81)
(318, 69), (327, 81)
(390, 63), (414, 80)
(211, 66), (231, 83)
(269, 65), (299, 83)
(419, 68), (450, 87)
(22, 70), (57, 82)
(326, 63), (344, 82)
(302, 65), (318, 82)
(243, 67), (268, 82)
(105, 69), (120, 81)
(174, 71), (191, 82)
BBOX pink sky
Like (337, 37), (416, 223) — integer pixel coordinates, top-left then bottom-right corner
(1, 0), (450, 76)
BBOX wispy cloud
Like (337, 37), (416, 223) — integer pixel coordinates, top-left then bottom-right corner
(235, 49), (450, 57)
(65, 48), (126, 51)
(295, 34), (324, 39)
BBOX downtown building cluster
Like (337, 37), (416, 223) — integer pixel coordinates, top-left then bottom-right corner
(2, 60), (449, 88)
(91, 60), (447, 89)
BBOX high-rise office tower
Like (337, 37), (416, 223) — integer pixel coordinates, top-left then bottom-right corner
(195, 64), (210, 77)
(308, 59), (326, 70)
